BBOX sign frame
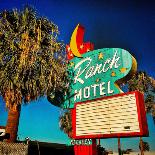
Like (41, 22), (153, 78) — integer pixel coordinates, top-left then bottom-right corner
(72, 91), (149, 139)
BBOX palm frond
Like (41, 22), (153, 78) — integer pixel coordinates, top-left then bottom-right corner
(0, 6), (68, 109)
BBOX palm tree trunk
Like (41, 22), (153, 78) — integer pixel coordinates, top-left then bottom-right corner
(5, 105), (21, 143)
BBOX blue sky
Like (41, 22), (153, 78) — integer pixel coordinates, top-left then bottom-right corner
(0, 0), (155, 152)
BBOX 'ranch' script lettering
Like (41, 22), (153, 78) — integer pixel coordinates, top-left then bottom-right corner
(74, 51), (120, 84)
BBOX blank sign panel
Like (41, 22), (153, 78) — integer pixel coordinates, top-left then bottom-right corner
(72, 91), (149, 139)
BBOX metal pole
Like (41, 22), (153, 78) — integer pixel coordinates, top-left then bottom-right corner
(98, 139), (100, 145)
(118, 138), (121, 155)
(36, 141), (40, 155)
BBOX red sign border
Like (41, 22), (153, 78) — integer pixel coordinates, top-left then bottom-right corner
(72, 91), (149, 139)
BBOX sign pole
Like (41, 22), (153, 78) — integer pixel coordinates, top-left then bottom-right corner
(98, 139), (100, 145)
(118, 138), (121, 155)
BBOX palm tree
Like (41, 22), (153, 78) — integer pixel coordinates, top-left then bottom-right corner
(59, 110), (72, 138)
(0, 7), (67, 142)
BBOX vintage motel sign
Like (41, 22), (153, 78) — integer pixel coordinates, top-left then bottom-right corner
(64, 47), (137, 108)
(72, 91), (149, 139)
(64, 24), (148, 155)
(63, 25), (137, 109)
(49, 24), (137, 109)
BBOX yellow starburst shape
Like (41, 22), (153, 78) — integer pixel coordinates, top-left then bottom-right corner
(80, 44), (84, 49)
(111, 71), (116, 77)
(96, 78), (100, 83)
(120, 67), (127, 73)
(98, 53), (104, 59)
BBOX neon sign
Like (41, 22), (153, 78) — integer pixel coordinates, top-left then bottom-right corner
(65, 47), (137, 108)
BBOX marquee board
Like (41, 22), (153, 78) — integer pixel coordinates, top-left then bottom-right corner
(72, 91), (148, 139)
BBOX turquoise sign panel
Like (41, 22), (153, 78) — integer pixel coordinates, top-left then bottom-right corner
(63, 48), (136, 108)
